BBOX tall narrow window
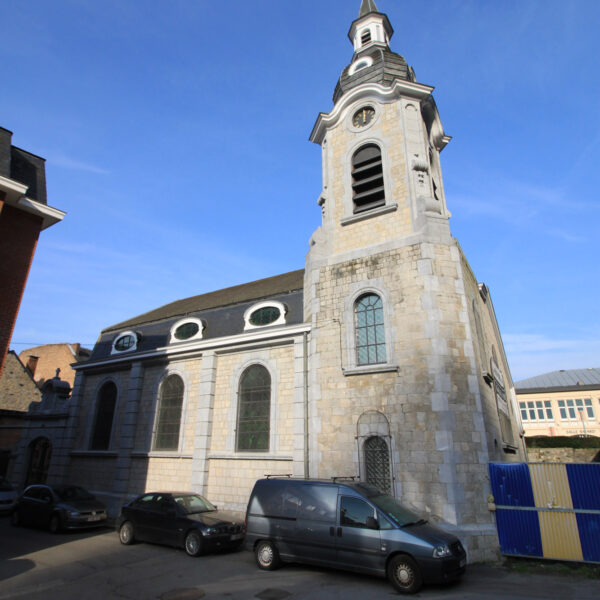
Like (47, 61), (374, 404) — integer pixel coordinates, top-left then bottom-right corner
(364, 436), (391, 494)
(153, 375), (184, 451)
(236, 365), (271, 452)
(90, 382), (117, 450)
(355, 293), (386, 365)
(361, 29), (372, 45)
(351, 144), (385, 213)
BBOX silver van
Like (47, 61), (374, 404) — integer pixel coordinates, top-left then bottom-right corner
(244, 478), (466, 594)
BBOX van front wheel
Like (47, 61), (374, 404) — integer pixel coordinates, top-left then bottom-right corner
(255, 540), (281, 570)
(387, 554), (423, 594)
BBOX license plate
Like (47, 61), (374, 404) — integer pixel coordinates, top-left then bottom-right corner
(459, 558), (466, 567)
(230, 533), (243, 541)
(87, 515), (102, 522)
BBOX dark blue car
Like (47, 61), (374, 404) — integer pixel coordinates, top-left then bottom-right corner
(117, 491), (244, 556)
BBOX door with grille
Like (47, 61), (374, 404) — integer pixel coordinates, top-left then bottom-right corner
(364, 436), (391, 494)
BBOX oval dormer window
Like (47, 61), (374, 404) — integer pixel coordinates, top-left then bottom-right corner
(169, 318), (204, 344)
(244, 301), (287, 330)
(250, 306), (281, 327)
(112, 331), (138, 354)
(174, 321), (200, 340)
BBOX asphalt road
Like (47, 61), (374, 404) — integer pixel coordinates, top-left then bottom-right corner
(0, 516), (598, 600)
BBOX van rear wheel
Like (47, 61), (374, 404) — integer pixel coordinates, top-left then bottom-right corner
(387, 554), (423, 594)
(255, 540), (281, 570)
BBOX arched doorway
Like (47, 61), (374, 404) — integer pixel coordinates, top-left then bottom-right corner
(25, 437), (52, 486)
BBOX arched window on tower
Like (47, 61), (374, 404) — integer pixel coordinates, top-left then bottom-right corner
(355, 293), (387, 365)
(351, 144), (385, 213)
(153, 374), (184, 451)
(90, 381), (117, 450)
(364, 436), (391, 494)
(236, 365), (271, 452)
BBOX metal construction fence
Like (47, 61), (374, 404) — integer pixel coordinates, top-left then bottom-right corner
(489, 462), (600, 563)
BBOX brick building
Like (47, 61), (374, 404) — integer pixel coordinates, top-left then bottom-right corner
(6, 1), (524, 562)
(0, 127), (65, 376)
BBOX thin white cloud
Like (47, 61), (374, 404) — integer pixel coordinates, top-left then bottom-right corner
(504, 333), (600, 381)
(50, 153), (109, 175)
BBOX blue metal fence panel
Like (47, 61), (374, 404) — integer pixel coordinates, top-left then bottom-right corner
(489, 463), (536, 507)
(566, 464), (600, 510)
(576, 513), (600, 562)
(495, 508), (543, 557)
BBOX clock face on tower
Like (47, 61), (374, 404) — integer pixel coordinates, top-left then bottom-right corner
(352, 106), (375, 128)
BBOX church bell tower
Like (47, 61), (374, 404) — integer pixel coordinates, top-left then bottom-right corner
(304, 0), (522, 562)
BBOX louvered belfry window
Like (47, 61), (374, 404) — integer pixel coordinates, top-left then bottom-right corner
(364, 436), (391, 494)
(351, 144), (385, 213)
(153, 374), (184, 451)
(90, 382), (117, 450)
(236, 365), (271, 452)
(355, 293), (387, 365)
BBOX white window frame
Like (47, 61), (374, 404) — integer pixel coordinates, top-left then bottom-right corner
(111, 331), (138, 355)
(169, 317), (205, 344)
(243, 301), (287, 331)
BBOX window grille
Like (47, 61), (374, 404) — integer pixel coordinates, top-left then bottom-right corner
(153, 375), (184, 451)
(364, 436), (391, 494)
(355, 293), (386, 365)
(236, 365), (271, 451)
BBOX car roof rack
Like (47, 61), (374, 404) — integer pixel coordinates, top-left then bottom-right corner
(264, 473), (293, 479)
(331, 476), (357, 482)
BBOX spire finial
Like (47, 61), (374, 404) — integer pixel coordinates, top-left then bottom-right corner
(359, 0), (379, 18)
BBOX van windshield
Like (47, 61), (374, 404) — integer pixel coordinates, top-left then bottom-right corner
(369, 494), (426, 527)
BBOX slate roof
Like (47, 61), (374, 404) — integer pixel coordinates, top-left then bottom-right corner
(105, 269), (305, 333)
(359, 0), (379, 17)
(515, 368), (600, 392)
(333, 46), (412, 104)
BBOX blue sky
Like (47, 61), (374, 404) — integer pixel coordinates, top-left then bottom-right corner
(3, 0), (599, 382)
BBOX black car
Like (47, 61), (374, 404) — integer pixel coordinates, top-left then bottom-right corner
(11, 484), (107, 532)
(116, 491), (244, 556)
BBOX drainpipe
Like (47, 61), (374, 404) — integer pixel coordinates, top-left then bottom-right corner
(303, 331), (309, 478)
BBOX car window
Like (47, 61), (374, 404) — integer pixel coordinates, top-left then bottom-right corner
(340, 496), (375, 528)
(133, 494), (157, 509)
(174, 494), (216, 515)
(24, 486), (44, 500)
(54, 486), (93, 501)
(297, 485), (337, 522)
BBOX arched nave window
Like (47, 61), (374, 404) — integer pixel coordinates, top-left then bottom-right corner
(364, 435), (391, 494)
(153, 374), (184, 451)
(236, 364), (271, 452)
(90, 381), (117, 450)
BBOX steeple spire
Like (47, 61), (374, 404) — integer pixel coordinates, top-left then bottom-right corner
(359, 0), (379, 18)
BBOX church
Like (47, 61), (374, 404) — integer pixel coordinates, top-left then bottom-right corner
(11, 1), (524, 562)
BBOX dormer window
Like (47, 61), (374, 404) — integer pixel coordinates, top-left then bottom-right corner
(351, 144), (385, 213)
(111, 331), (139, 354)
(244, 301), (287, 330)
(361, 29), (372, 46)
(169, 318), (204, 344)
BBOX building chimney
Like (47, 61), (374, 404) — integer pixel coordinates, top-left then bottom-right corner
(26, 355), (39, 377)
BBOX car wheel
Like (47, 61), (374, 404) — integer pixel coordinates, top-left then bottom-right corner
(387, 554), (423, 594)
(10, 510), (20, 527)
(49, 513), (62, 534)
(255, 540), (281, 571)
(119, 521), (135, 545)
(184, 530), (203, 557)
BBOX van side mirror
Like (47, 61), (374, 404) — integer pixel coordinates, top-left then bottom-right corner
(366, 516), (379, 530)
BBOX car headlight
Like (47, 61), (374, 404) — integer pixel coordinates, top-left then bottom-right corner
(433, 544), (452, 558)
(67, 510), (81, 518)
(204, 527), (218, 536)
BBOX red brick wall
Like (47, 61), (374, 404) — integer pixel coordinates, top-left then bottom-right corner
(0, 203), (42, 376)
